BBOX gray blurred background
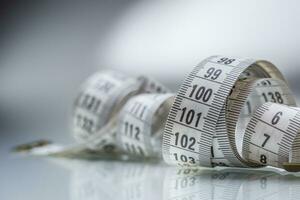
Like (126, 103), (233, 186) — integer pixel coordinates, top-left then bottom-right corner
(1, 0), (300, 199)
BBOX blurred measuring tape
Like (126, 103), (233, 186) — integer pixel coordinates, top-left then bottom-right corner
(72, 71), (170, 152)
(116, 93), (173, 158)
(14, 55), (300, 172)
(162, 55), (300, 172)
(14, 70), (172, 158)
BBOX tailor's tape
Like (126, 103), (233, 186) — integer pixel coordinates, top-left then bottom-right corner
(14, 56), (300, 173)
(224, 78), (296, 167)
(162, 55), (300, 171)
(14, 70), (170, 158)
(243, 103), (300, 168)
(117, 93), (174, 158)
(73, 71), (143, 150)
(73, 71), (171, 151)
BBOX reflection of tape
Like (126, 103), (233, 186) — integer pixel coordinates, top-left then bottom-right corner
(225, 78), (295, 167)
(163, 167), (300, 200)
(73, 71), (143, 150)
(14, 55), (300, 172)
(162, 55), (300, 171)
(243, 103), (300, 168)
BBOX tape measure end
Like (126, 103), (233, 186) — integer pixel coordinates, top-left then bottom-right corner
(282, 162), (300, 172)
(12, 140), (52, 153)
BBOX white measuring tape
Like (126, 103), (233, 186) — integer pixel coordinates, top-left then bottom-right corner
(73, 71), (142, 151)
(72, 71), (171, 154)
(117, 93), (174, 158)
(162, 55), (300, 172)
(242, 103), (300, 168)
(50, 158), (300, 200)
(14, 55), (300, 172)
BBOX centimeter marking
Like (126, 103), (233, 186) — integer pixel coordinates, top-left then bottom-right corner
(162, 55), (255, 166)
(243, 102), (300, 168)
(163, 55), (300, 169)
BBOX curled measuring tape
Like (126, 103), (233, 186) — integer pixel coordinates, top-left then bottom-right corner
(242, 103), (300, 170)
(73, 71), (142, 151)
(73, 71), (171, 151)
(49, 158), (300, 200)
(117, 93), (174, 158)
(15, 70), (170, 158)
(162, 55), (300, 171)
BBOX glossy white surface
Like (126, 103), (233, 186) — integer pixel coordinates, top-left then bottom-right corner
(3, 154), (300, 200)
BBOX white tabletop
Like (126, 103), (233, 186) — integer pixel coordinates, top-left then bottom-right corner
(2, 150), (300, 200)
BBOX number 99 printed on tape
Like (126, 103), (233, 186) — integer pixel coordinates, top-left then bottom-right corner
(162, 55), (300, 172)
(13, 55), (300, 172)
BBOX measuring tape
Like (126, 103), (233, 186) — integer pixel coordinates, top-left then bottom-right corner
(14, 55), (300, 172)
(117, 93), (174, 158)
(162, 55), (300, 171)
(47, 159), (165, 200)
(242, 103), (300, 169)
(73, 71), (142, 151)
(225, 78), (296, 167)
(14, 71), (170, 158)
